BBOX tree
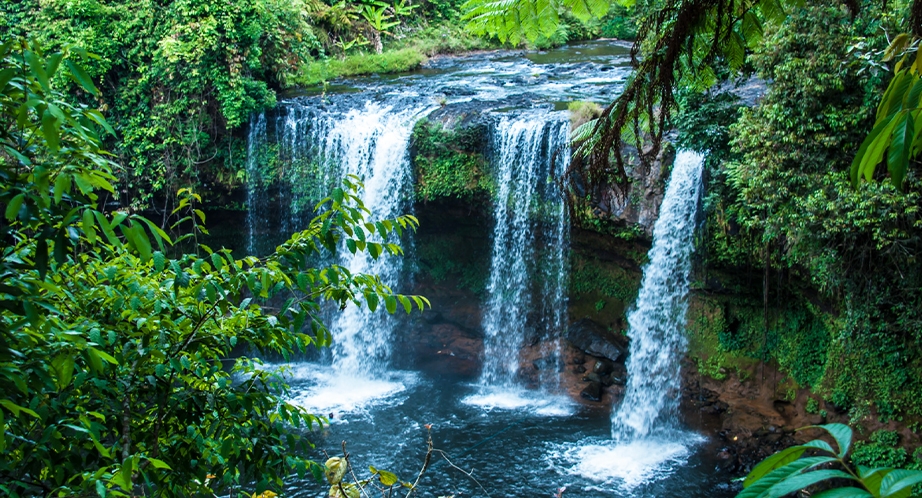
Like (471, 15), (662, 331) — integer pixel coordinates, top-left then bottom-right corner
(0, 39), (427, 496)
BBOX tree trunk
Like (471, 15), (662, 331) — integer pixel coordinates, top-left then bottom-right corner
(371, 30), (383, 54)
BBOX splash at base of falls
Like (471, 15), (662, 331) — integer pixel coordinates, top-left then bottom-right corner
(549, 431), (705, 491)
(461, 385), (575, 417)
(280, 363), (420, 419)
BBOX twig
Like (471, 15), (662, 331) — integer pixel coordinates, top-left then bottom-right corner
(430, 449), (490, 498)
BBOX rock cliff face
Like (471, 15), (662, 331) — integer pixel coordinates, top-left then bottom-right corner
(416, 98), (675, 238)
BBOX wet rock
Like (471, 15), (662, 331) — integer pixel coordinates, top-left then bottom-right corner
(600, 374), (615, 387)
(566, 318), (628, 363)
(532, 355), (559, 371)
(592, 359), (615, 376)
(570, 354), (586, 365)
(572, 364), (587, 374)
(439, 86), (477, 97)
(582, 372), (602, 384)
(580, 382), (603, 402)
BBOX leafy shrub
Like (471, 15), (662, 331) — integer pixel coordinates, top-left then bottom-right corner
(411, 120), (493, 202)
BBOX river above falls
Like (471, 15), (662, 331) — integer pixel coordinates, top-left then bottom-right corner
(241, 41), (738, 497)
(285, 40), (633, 108)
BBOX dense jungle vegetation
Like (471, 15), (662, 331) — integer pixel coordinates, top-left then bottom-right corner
(6, 0), (922, 495)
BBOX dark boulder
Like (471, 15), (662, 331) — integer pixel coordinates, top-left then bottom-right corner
(566, 318), (628, 363)
(580, 382), (603, 402)
(592, 359), (614, 376)
(532, 355), (562, 372)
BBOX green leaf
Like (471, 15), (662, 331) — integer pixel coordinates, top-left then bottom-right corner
(5, 193), (24, 221)
(64, 59), (100, 96)
(384, 294), (397, 314)
(887, 110), (914, 191)
(146, 457), (172, 470)
(0, 400), (40, 419)
(880, 469), (922, 496)
(807, 424), (853, 458)
(89, 347), (119, 365)
(802, 439), (836, 454)
(82, 209), (97, 244)
(52, 355), (75, 390)
(857, 113), (901, 183)
(25, 49), (50, 92)
(811, 488), (873, 498)
(42, 110), (60, 153)
(54, 173), (71, 204)
(397, 295), (412, 314)
(744, 445), (806, 487)
(378, 470), (399, 486)
(739, 456), (837, 498)
(765, 470), (856, 498)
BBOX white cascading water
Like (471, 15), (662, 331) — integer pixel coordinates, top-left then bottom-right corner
(555, 150), (705, 489)
(314, 103), (432, 375)
(246, 101), (432, 376)
(245, 113), (267, 256)
(610, 149), (704, 439)
(478, 113), (570, 392)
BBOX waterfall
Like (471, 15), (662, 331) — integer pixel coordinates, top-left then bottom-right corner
(611, 150), (704, 440)
(245, 100), (433, 375)
(245, 113), (267, 256)
(318, 103), (432, 375)
(479, 113), (570, 389)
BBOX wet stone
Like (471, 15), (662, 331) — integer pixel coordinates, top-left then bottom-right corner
(580, 382), (603, 402)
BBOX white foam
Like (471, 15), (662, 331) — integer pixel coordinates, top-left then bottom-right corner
(264, 363), (418, 418)
(461, 386), (575, 416)
(550, 433), (704, 490)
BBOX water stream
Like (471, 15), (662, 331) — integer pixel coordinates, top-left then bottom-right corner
(243, 42), (732, 497)
(612, 150), (705, 440)
(479, 114), (569, 388)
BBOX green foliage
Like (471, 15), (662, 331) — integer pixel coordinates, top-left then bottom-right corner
(852, 431), (909, 469)
(675, 90), (743, 169)
(806, 398), (820, 414)
(850, 31), (922, 191)
(4, 0), (323, 208)
(680, 5), (922, 422)
(0, 41), (428, 496)
(568, 100), (603, 129)
(739, 423), (922, 498)
(569, 256), (639, 303)
(3, 0), (491, 207)
(411, 120), (494, 202)
(416, 235), (490, 294)
(294, 48), (427, 86)
(598, 3), (637, 40)
(531, 12), (602, 49)
(461, 0), (613, 45)
(391, 24), (495, 56)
